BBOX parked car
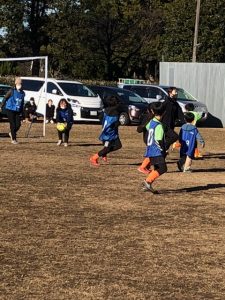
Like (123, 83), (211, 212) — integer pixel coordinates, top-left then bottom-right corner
(21, 77), (103, 122)
(118, 83), (208, 121)
(0, 84), (11, 118)
(88, 85), (148, 125)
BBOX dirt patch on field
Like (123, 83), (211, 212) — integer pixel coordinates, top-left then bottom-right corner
(1, 122), (225, 299)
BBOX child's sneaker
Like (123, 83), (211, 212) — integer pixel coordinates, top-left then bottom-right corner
(57, 140), (62, 146)
(142, 180), (159, 194)
(102, 156), (108, 163)
(138, 167), (150, 174)
(90, 156), (99, 166)
(11, 140), (18, 145)
(194, 153), (203, 158)
(183, 167), (193, 173)
(64, 143), (68, 147)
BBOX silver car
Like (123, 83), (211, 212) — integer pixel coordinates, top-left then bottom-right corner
(119, 83), (208, 121)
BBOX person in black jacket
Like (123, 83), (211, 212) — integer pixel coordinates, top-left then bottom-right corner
(23, 97), (37, 123)
(56, 98), (74, 147)
(46, 99), (55, 124)
(161, 87), (185, 150)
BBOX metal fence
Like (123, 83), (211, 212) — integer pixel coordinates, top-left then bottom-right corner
(160, 62), (225, 127)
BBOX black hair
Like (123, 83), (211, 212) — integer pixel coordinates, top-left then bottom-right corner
(57, 98), (69, 109)
(151, 101), (165, 116)
(104, 95), (120, 107)
(167, 87), (177, 95)
(185, 103), (195, 111)
(184, 112), (195, 123)
(147, 102), (154, 112)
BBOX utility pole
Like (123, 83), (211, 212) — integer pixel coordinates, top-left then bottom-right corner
(192, 0), (201, 62)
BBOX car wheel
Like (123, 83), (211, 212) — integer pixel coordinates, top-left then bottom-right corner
(119, 112), (130, 126)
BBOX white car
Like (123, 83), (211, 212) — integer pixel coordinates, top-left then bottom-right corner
(21, 77), (103, 121)
(118, 83), (208, 121)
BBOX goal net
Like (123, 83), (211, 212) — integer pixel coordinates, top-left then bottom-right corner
(0, 56), (48, 137)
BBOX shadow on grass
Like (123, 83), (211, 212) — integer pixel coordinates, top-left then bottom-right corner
(193, 168), (225, 172)
(203, 153), (225, 160)
(75, 143), (103, 147)
(161, 183), (225, 194)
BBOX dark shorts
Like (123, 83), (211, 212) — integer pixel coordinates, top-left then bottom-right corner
(150, 155), (166, 165)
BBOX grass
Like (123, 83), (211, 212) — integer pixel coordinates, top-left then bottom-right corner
(1, 122), (225, 299)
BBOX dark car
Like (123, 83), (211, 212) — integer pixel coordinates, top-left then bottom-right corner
(119, 83), (208, 121)
(0, 84), (11, 119)
(88, 85), (148, 125)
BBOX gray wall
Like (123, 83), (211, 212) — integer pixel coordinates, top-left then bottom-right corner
(160, 62), (225, 126)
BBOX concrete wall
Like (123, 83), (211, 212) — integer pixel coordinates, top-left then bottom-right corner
(160, 62), (225, 127)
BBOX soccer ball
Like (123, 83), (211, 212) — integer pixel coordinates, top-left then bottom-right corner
(56, 123), (66, 132)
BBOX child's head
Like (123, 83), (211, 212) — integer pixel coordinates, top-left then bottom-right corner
(30, 97), (35, 104)
(48, 99), (53, 106)
(185, 103), (195, 112)
(58, 98), (68, 109)
(15, 77), (22, 90)
(184, 112), (195, 124)
(105, 96), (120, 107)
(151, 102), (165, 118)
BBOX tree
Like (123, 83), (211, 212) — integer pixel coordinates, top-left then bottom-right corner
(0, 0), (50, 75)
(160, 0), (225, 63)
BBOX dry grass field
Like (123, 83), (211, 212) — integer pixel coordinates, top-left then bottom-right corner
(1, 121), (225, 300)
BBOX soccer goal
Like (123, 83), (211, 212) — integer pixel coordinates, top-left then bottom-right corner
(0, 56), (48, 137)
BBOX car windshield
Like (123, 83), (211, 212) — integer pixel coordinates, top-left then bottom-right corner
(0, 86), (11, 97)
(116, 89), (147, 103)
(58, 82), (96, 97)
(163, 87), (196, 102)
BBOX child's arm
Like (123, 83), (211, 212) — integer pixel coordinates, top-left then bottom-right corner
(196, 130), (205, 147)
(155, 124), (164, 150)
(0, 89), (13, 111)
(137, 114), (152, 133)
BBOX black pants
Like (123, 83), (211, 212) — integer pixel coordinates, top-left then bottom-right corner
(179, 155), (187, 167)
(150, 156), (167, 175)
(6, 110), (21, 140)
(57, 127), (71, 143)
(165, 127), (179, 151)
(98, 138), (122, 157)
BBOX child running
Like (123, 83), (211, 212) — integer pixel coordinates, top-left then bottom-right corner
(185, 103), (204, 158)
(137, 103), (154, 174)
(90, 95), (122, 166)
(142, 102), (167, 194)
(177, 112), (205, 172)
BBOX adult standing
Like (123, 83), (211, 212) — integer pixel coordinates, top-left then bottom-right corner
(2, 77), (25, 144)
(161, 87), (185, 150)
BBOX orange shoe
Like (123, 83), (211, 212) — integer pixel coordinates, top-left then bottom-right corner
(172, 141), (181, 151)
(194, 148), (203, 158)
(90, 154), (99, 166)
(138, 166), (151, 174)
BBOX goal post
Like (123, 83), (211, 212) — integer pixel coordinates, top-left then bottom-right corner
(0, 56), (48, 136)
